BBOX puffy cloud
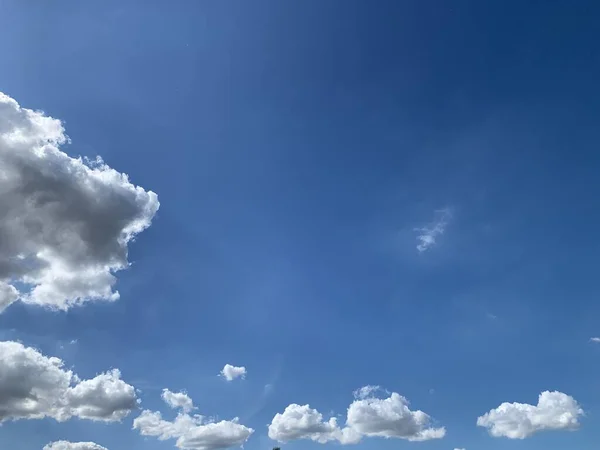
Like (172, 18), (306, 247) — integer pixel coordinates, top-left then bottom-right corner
(0, 341), (138, 423)
(346, 392), (446, 441)
(268, 387), (444, 445)
(220, 364), (246, 382)
(0, 92), (159, 312)
(590, 337), (600, 343)
(133, 392), (253, 450)
(63, 369), (138, 422)
(477, 391), (584, 439)
(43, 442), (108, 450)
(268, 404), (356, 444)
(162, 388), (195, 413)
(415, 208), (451, 253)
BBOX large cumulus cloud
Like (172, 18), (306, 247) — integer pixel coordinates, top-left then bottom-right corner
(0, 92), (159, 312)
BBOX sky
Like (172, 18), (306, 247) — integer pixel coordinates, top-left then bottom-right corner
(0, 0), (600, 449)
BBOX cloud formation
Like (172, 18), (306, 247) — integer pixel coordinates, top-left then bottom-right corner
(590, 337), (600, 343)
(415, 208), (451, 253)
(0, 341), (138, 423)
(133, 390), (253, 450)
(43, 442), (108, 450)
(268, 387), (444, 444)
(220, 364), (246, 381)
(477, 391), (583, 439)
(162, 388), (195, 413)
(0, 92), (159, 312)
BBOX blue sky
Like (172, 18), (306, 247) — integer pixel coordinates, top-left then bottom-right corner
(0, 1), (600, 449)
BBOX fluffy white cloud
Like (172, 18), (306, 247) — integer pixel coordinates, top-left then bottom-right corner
(43, 442), (108, 450)
(220, 364), (246, 382)
(347, 392), (446, 441)
(415, 208), (451, 253)
(162, 388), (195, 413)
(0, 92), (159, 312)
(454, 448), (466, 450)
(477, 391), (584, 439)
(590, 337), (600, 343)
(0, 341), (138, 423)
(268, 404), (358, 444)
(268, 387), (444, 445)
(133, 392), (253, 450)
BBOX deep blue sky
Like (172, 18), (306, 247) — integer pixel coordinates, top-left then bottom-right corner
(1, 1), (600, 449)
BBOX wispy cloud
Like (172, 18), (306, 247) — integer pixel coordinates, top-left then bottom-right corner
(414, 208), (452, 253)
(590, 337), (600, 343)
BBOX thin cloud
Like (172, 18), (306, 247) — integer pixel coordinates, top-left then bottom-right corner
(414, 208), (452, 253)
(590, 337), (600, 343)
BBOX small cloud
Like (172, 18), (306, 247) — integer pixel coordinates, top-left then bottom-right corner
(414, 208), (452, 253)
(70, 339), (78, 345)
(486, 312), (498, 320)
(353, 385), (381, 399)
(429, 388), (435, 395)
(590, 337), (600, 343)
(454, 448), (466, 450)
(220, 364), (246, 381)
(161, 388), (194, 413)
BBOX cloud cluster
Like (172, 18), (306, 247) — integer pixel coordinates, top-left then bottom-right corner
(0, 341), (138, 423)
(268, 387), (445, 445)
(0, 92), (159, 313)
(415, 208), (451, 253)
(133, 389), (253, 450)
(477, 391), (583, 439)
(44, 442), (108, 450)
(220, 364), (246, 382)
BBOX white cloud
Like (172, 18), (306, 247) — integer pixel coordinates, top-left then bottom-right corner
(454, 448), (466, 450)
(477, 391), (583, 439)
(346, 392), (446, 441)
(0, 340), (138, 423)
(0, 92), (159, 312)
(268, 388), (444, 445)
(0, 281), (18, 313)
(590, 337), (600, 343)
(415, 208), (451, 252)
(220, 364), (246, 382)
(44, 442), (108, 450)
(133, 391), (253, 450)
(162, 388), (195, 413)
(268, 404), (356, 444)
(353, 385), (381, 399)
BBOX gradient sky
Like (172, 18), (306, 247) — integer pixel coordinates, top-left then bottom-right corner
(1, 1), (600, 450)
